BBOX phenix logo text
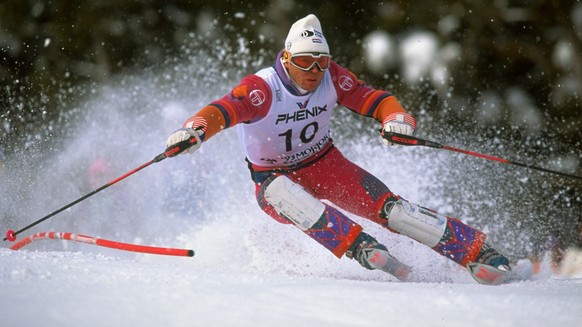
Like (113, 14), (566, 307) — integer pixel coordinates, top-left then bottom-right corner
(275, 105), (328, 124)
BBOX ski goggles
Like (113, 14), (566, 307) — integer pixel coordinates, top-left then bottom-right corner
(289, 53), (331, 71)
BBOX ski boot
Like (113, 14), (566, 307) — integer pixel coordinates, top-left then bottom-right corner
(347, 232), (411, 281)
(467, 243), (513, 285)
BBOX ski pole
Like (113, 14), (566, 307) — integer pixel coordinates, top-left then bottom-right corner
(9, 231), (194, 257)
(383, 132), (582, 181)
(3, 136), (199, 242)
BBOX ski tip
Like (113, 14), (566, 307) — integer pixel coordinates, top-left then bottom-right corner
(395, 266), (412, 281)
(379, 255), (412, 281)
(187, 249), (195, 257)
(467, 262), (513, 286)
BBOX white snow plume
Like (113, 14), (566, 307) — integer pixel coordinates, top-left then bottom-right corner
(1, 30), (578, 273)
(0, 33), (460, 280)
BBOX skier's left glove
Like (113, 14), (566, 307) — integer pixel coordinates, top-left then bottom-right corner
(381, 113), (416, 146)
(165, 128), (202, 156)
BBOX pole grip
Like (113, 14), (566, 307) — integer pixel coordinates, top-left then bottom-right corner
(383, 132), (443, 149)
(158, 135), (200, 161)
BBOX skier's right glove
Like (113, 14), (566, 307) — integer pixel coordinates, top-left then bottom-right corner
(165, 128), (202, 155)
(381, 113), (416, 146)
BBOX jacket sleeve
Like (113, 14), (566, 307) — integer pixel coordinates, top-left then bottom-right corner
(181, 74), (272, 141)
(329, 61), (409, 123)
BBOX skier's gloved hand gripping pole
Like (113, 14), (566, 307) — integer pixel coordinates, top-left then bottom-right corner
(3, 128), (202, 242)
(382, 132), (582, 181)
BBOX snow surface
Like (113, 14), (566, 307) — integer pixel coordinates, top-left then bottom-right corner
(2, 29), (582, 327)
(1, 247), (581, 327)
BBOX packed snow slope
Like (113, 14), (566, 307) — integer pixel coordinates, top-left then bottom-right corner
(1, 246), (581, 327)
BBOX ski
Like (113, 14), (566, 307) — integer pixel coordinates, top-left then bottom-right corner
(377, 253), (412, 281)
(468, 260), (537, 285)
(467, 262), (513, 285)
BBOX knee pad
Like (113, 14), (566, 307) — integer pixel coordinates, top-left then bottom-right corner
(263, 175), (325, 231)
(381, 198), (447, 247)
(262, 175), (366, 258)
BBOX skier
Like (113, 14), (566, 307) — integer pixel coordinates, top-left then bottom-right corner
(166, 14), (512, 284)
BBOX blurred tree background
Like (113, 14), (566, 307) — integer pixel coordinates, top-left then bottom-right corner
(2, 0), (581, 151)
(1, 0), (581, 256)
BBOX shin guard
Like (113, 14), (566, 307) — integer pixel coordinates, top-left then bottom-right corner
(382, 199), (486, 266)
(263, 175), (362, 258)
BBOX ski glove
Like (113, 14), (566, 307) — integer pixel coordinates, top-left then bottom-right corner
(381, 113), (416, 146)
(165, 128), (202, 155)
